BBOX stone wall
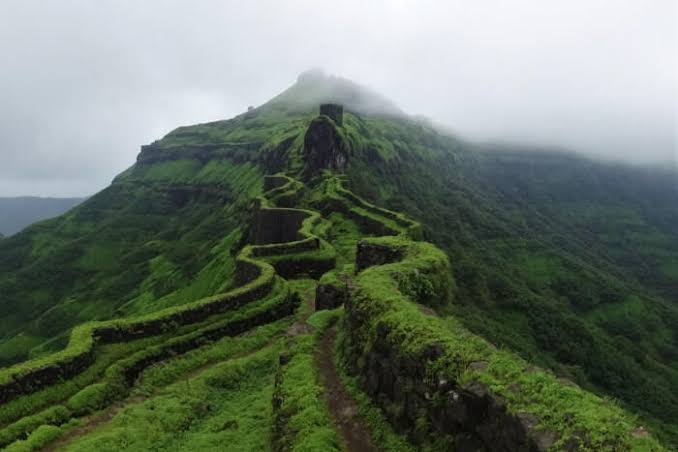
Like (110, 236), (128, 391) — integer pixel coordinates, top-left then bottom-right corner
(355, 239), (404, 273)
(248, 207), (307, 245)
(263, 175), (290, 192)
(345, 316), (556, 451)
(315, 284), (347, 311)
(272, 256), (336, 280)
(0, 350), (95, 405)
(343, 235), (557, 450)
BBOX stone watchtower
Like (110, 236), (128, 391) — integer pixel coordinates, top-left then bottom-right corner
(302, 104), (347, 179)
(319, 103), (343, 126)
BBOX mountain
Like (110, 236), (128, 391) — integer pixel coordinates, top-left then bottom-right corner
(0, 72), (676, 450)
(0, 197), (85, 236)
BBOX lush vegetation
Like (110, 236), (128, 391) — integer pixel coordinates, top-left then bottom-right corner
(334, 112), (678, 444)
(0, 160), (264, 366)
(343, 232), (661, 450)
(0, 72), (675, 449)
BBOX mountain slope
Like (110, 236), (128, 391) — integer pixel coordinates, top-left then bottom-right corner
(0, 161), (262, 365)
(337, 112), (678, 440)
(0, 72), (676, 447)
(0, 197), (85, 236)
(0, 170), (663, 451)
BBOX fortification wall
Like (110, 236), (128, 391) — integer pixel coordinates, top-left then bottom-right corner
(249, 208), (307, 245)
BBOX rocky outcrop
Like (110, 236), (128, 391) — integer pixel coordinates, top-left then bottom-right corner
(355, 239), (404, 272)
(315, 271), (349, 311)
(319, 103), (343, 126)
(303, 116), (347, 179)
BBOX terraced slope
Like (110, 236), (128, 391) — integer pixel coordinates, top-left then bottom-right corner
(1, 73), (676, 450)
(0, 176), (326, 450)
(0, 171), (667, 451)
(316, 175), (664, 451)
(0, 159), (264, 367)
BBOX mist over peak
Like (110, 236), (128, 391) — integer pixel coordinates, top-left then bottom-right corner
(0, 0), (674, 196)
(263, 69), (404, 118)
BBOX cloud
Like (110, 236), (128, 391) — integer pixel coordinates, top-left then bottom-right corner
(0, 0), (675, 196)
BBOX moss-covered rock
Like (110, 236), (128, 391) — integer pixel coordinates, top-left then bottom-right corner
(303, 116), (347, 179)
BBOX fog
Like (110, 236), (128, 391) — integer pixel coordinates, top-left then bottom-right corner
(0, 0), (675, 196)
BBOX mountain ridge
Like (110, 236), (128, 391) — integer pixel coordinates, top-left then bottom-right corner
(0, 73), (676, 448)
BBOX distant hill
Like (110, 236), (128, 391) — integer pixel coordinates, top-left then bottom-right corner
(0, 197), (85, 236)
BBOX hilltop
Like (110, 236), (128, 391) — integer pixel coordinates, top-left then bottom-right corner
(0, 72), (676, 450)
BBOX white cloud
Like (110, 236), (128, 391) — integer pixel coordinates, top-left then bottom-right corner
(0, 0), (675, 195)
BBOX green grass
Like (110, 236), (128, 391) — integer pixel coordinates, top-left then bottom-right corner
(0, 336), (167, 446)
(339, 201), (663, 449)
(514, 252), (564, 288)
(121, 229), (241, 315)
(324, 213), (361, 266)
(0, 280), (296, 449)
(136, 319), (291, 392)
(4, 423), (70, 452)
(347, 242), (664, 450)
(0, 174), (325, 450)
(272, 309), (342, 452)
(0, 160), (265, 365)
(1, 76), (677, 449)
(63, 344), (283, 451)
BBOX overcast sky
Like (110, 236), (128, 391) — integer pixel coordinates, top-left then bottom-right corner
(0, 0), (675, 196)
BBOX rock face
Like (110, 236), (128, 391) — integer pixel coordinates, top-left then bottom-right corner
(319, 103), (343, 126)
(303, 115), (347, 179)
(355, 240), (404, 272)
(315, 279), (348, 311)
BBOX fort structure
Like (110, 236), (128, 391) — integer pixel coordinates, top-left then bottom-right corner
(319, 103), (343, 126)
(0, 110), (664, 452)
(303, 105), (348, 179)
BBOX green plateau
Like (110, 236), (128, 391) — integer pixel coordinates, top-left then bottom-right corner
(0, 71), (676, 451)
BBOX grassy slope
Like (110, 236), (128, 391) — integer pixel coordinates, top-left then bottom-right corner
(0, 73), (676, 444)
(0, 174), (330, 451)
(339, 113), (678, 442)
(61, 344), (283, 452)
(0, 169), (671, 450)
(0, 155), (263, 366)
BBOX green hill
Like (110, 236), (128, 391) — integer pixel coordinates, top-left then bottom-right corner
(0, 72), (675, 450)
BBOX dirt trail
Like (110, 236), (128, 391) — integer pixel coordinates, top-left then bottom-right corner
(317, 327), (378, 452)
